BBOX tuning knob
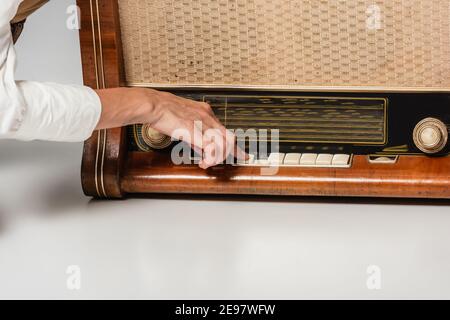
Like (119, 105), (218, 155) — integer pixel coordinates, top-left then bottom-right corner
(141, 124), (172, 149)
(413, 118), (448, 154)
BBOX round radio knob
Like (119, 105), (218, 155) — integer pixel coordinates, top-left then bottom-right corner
(141, 124), (172, 149)
(413, 118), (448, 154)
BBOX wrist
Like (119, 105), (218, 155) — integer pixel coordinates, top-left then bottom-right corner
(127, 88), (158, 125)
(94, 87), (167, 130)
(94, 87), (155, 129)
(139, 88), (164, 126)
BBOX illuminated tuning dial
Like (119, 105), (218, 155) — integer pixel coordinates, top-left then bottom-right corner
(413, 118), (448, 154)
(141, 124), (172, 149)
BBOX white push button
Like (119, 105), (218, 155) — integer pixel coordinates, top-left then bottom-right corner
(316, 154), (333, 165)
(236, 153), (352, 168)
(300, 153), (318, 165)
(332, 154), (350, 166)
(268, 153), (285, 164)
(283, 153), (302, 165)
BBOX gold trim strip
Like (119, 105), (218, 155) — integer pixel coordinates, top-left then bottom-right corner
(205, 95), (386, 101)
(219, 122), (383, 129)
(89, 0), (101, 197)
(89, 0), (99, 90)
(224, 98), (228, 127)
(89, 0), (107, 197)
(218, 117), (384, 123)
(235, 139), (383, 144)
(95, 0), (106, 89)
(231, 129), (384, 135)
(94, 130), (101, 197)
(95, 0), (107, 198)
(126, 83), (450, 93)
(213, 105), (384, 110)
(100, 129), (107, 197)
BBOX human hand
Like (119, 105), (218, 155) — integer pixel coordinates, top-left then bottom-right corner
(95, 88), (247, 169)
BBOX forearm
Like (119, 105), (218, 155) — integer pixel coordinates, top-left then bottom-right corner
(94, 87), (156, 130)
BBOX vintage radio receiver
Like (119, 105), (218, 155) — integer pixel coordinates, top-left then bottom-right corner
(79, 0), (450, 199)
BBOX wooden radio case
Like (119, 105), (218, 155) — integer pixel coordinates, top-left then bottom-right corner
(78, 0), (450, 199)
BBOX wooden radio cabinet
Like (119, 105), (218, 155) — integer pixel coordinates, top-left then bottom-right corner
(78, 0), (450, 199)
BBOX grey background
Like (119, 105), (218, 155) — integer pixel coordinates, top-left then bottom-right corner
(1, 0), (450, 299)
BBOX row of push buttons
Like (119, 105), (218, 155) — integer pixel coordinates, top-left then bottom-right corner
(237, 153), (352, 168)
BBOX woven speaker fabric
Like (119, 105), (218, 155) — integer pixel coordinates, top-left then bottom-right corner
(118, 0), (450, 89)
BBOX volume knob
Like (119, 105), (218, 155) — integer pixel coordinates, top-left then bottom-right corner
(413, 118), (448, 154)
(141, 124), (172, 149)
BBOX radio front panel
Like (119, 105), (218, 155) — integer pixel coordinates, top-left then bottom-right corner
(129, 90), (450, 157)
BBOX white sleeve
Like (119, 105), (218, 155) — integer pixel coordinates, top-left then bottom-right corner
(0, 0), (102, 142)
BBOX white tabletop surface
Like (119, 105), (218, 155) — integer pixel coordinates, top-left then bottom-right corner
(2, 140), (450, 300)
(1, 0), (450, 300)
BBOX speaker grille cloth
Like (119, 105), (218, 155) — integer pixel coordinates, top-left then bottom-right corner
(118, 0), (450, 89)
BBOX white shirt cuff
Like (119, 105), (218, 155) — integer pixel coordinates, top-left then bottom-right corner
(13, 81), (102, 142)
